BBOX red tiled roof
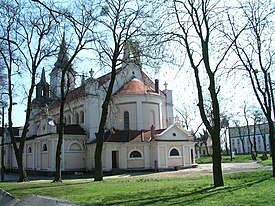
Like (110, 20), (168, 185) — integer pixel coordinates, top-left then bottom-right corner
(115, 78), (154, 95)
(90, 129), (165, 143)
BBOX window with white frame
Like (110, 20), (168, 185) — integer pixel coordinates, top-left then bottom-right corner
(129, 150), (142, 158)
(170, 148), (180, 156)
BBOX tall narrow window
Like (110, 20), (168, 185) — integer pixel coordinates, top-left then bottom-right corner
(27, 146), (32, 154)
(124, 111), (130, 130)
(68, 115), (71, 124)
(80, 110), (84, 123)
(42, 143), (48, 152)
(76, 113), (80, 124)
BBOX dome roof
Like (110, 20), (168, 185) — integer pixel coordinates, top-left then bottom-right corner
(115, 78), (154, 95)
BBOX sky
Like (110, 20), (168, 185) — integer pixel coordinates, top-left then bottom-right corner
(3, 0), (273, 134)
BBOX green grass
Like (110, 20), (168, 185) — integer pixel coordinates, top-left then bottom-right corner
(196, 154), (272, 165)
(0, 170), (275, 205)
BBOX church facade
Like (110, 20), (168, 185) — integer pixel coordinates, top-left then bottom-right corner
(6, 39), (196, 173)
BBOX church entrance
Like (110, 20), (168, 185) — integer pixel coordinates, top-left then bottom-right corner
(112, 151), (119, 168)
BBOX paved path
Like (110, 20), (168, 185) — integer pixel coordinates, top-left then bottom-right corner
(109, 162), (271, 179)
(0, 162), (271, 182)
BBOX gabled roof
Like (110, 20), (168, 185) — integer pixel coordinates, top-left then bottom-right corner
(154, 124), (193, 141)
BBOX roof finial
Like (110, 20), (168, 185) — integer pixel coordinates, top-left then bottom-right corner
(41, 67), (46, 83)
(89, 68), (94, 78)
(164, 81), (168, 90)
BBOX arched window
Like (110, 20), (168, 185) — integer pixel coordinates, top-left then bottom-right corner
(80, 110), (84, 123)
(42, 143), (48, 152)
(170, 148), (179, 156)
(76, 112), (80, 124)
(27, 146), (32, 154)
(150, 110), (155, 127)
(129, 151), (142, 158)
(124, 111), (130, 130)
(68, 143), (82, 151)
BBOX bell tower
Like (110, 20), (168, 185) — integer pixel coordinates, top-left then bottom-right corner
(50, 33), (75, 99)
(32, 68), (52, 108)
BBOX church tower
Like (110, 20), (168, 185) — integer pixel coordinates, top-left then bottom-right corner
(32, 67), (52, 108)
(50, 33), (75, 99)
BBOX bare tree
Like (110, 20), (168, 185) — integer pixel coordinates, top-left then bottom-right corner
(0, 0), (58, 181)
(220, 115), (230, 155)
(243, 103), (254, 157)
(31, 0), (97, 182)
(170, 0), (241, 187)
(175, 106), (194, 130)
(232, 120), (246, 154)
(32, 0), (152, 182)
(228, 0), (275, 176)
(0, 62), (6, 93)
(92, 0), (150, 181)
(198, 129), (211, 156)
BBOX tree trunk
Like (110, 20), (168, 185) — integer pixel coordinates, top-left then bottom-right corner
(212, 131), (223, 187)
(52, 126), (63, 182)
(94, 53), (118, 181)
(267, 119), (275, 177)
(242, 140), (246, 154)
(14, 149), (28, 182)
(52, 67), (66, 182)
(94, 130), (104, 181)
(224, 129), (229, 155)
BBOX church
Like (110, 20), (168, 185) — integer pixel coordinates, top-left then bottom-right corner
(7, 38), (196, 173)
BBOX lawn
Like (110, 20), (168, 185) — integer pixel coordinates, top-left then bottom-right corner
(196, 154), (272, 164)
(1, 169), (274, 205)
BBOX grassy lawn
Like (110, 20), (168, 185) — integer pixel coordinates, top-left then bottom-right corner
(0, 169), (274, 205)
(196, 154), (272, 165)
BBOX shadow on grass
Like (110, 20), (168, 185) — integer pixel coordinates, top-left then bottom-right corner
(106, 176), (270, 206)
(5, 180), (94, 196)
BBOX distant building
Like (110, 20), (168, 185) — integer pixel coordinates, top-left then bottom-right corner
(0, 126), (22, 172)
(229, 123), (270, 154)
(3, 38), (196, 173)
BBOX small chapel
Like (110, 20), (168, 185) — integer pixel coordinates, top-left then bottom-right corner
(7, 37), (196, 173)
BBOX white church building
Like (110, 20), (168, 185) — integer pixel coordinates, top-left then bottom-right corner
(5, 38), (196, 173)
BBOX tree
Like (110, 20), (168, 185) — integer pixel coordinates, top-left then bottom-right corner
(228, 0), (275, 176)
(232, 120), (246, 154)
(198, 129), (211, 156)
(257, 117), (269, 159)
(0, 63), (6, 93)
(0, 0), (57, 181)
(220, 115), (230, 155)
(92, 0), (150, 181)
(170, 0), (240, 187)
(243, 103), (254, 157)
(31, 0), (97, 182)
(175, 105), (194, 130)
(33, 0), (151, 182)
